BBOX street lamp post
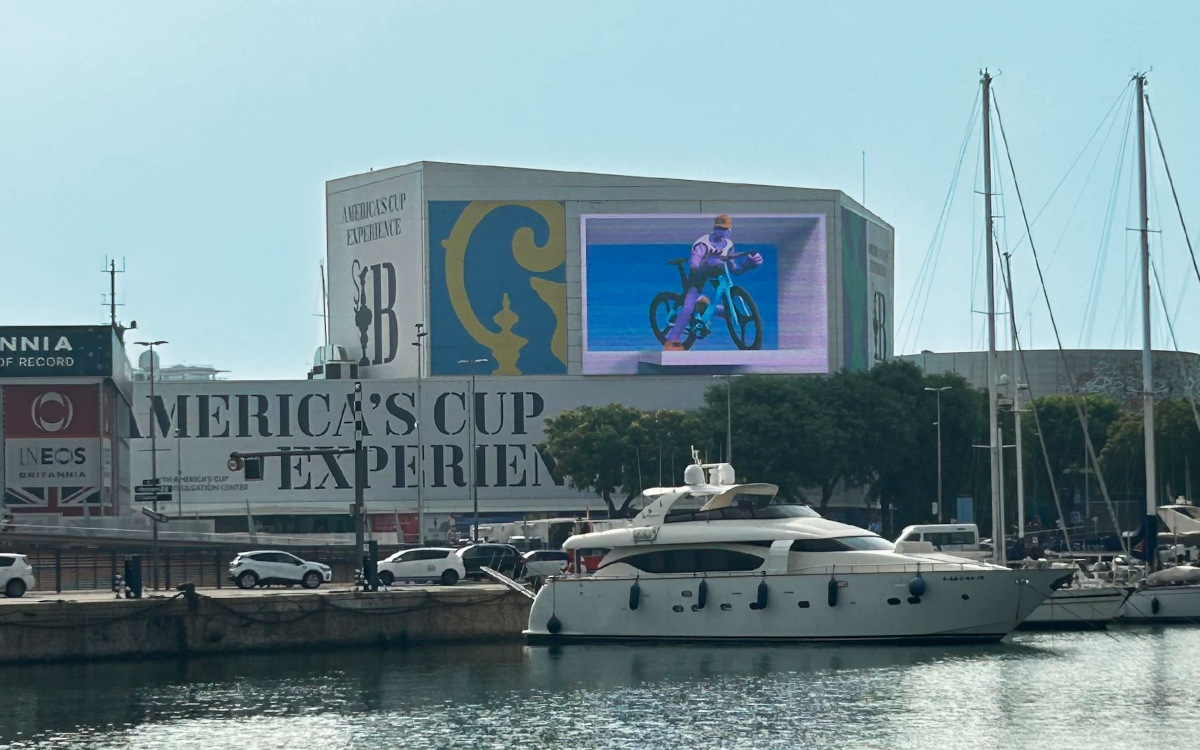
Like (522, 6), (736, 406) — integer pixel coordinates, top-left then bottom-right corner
(135, 340), (167, 589)
(712, 375), (737, 464)
(457, 357), (489, 541)
(924, 386), (952, 523)
(412, 323), (427, 544)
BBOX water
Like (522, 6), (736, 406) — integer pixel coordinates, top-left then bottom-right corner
(3, 627), (1199, 749)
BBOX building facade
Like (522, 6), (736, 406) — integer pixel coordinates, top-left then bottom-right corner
(4, 164), (895, 537)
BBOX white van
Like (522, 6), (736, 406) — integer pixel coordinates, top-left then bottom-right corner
(894, 524), (989, 561)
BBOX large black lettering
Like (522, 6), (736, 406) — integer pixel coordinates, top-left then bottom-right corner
(512, 391), (544, 436)
(371, 263), (398, 365)
(495, 443), (528, 487)
(431, 444), (465, 488)
(150, 394), (179, 439)
(434, 392), (466, 435)
(197, 395), (230, 438)
(383, 392), (416, 436)
(476, 391), (506, 436)
(237, 394), (272, 438)
(298, 394), (331, 437)
(277, 393), (293, 437)
(390, 444), (415, 488)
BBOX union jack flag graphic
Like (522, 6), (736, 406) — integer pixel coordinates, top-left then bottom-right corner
(3, 486), (100, 516)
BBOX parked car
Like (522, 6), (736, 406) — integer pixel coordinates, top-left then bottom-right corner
(228, 550), (332, 589)
(455, 543), (523, 580)
(378, 547), (465, 586)
(521, 550), (568, 582)
(0, 553), (35, 598)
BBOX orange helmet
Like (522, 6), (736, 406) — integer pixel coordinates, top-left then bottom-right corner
(714, 214), (732, 230)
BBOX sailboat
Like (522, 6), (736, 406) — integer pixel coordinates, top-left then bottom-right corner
(1116, 73), (1200, 623)
(974, 71), (1128, 629)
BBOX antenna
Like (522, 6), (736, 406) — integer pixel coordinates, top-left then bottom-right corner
(862, 149), (866, 204)
(318, 261), (331, 348)
(101, 257), (136, 341)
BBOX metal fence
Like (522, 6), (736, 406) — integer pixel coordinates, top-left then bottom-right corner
(12, 545), (374, 593)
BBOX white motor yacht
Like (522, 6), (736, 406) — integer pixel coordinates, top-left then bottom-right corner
(525, 461), (1072, 644)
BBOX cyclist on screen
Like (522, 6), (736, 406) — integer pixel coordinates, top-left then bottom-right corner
(663, 214), (762, 351)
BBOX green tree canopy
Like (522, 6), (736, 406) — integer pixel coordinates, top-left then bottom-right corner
(540, 405), (704, 517)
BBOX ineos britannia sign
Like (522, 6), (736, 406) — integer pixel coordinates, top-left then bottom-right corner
(0, 326), (116, 378)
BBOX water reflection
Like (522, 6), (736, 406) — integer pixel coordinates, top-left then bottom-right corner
(2, 629), (1198, 749)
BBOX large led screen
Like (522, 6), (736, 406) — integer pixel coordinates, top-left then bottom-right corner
(581, 214), (828, 374)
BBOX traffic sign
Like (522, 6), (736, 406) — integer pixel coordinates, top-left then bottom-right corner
(140, 479), (162, 487)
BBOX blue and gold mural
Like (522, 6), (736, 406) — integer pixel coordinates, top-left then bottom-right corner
(428, 201), (567, 375)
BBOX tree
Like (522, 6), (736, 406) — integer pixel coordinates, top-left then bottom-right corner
(540, 404), (703, 517)
(1099, 397), (1200, 507)
(696, 375), (848, 504)
(1021, 393), (1122, 528)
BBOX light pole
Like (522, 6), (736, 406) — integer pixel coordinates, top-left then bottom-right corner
(924, 386), (952, 523)
(135, 340), (167, 589)
(712, 375), (738, 464)
(457, 357), (489, 541)
(412, 323), (427, 544)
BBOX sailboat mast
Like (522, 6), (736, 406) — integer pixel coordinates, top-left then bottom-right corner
(1136, 73), (1157, 569)
(1004, 253), (1026, 543)
(982, 70), (1005, 565)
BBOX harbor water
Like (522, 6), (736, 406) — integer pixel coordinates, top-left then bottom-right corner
(4, 626), (1199, 749)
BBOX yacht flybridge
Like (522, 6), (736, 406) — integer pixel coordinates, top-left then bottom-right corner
(525, 461), (1072, 644)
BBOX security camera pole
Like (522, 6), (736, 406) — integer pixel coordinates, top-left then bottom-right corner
(228, 382), (374, 590)
(135, 339), (167, 589)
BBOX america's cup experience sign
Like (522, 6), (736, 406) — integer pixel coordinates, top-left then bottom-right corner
(129, 377), (711, 514)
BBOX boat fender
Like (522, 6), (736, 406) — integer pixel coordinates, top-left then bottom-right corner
(827, 577), (839, 607)
(908, 573), (926, 598)
(1151, 596), (1160, 615)
(629, 580), (641, 611)
(547, 614), (562, 634)
(750, 580), (769, 610)
(696, 579), (708, 610)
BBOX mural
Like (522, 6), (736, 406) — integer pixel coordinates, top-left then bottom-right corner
(428, 202), (567, 375)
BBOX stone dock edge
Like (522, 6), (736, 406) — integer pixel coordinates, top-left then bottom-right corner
(0, 586), (533, 665)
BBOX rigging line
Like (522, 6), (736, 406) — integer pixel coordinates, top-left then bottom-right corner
(905, 98), (980, 354)
(1145, 95), (1200, 297)
(898, 90), (980, 352)
(991, 90), (1131, 556)
(1151, 259), (1200, 447)
(1084, 96), (1136, 348)
(1000, 257), (1073, 552)
(1020, 94), (1132, 325)
(1009, 81), (1135, 253)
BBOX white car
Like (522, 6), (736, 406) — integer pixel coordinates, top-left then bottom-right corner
(521, 550), (569, 582)
(0, 553), (34, 598)
(378, 547), (464, 586)
(229, 550), (332, 589)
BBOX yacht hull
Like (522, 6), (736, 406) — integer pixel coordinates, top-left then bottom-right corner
(1117, 584), (1200, 623)
(526, 568), (1067, 643)
(1017, 585), (1129, 630)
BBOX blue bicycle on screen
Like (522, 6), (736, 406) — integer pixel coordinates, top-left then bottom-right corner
(649, 252), (763, 350)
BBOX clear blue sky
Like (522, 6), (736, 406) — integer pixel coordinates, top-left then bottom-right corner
(3, 1), (1198, 379)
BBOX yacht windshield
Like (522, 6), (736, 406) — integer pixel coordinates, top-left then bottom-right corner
(666, 494), (819, 524)
(791, 536), (895, 552)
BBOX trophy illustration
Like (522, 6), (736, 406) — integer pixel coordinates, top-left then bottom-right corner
(352, 261), (372, 366)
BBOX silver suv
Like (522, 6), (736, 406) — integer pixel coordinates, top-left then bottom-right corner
(229, 550), (332, 589)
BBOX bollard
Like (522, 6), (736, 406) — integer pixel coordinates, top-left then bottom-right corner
(124, 555), (143, 599)
(55, 551), (62, 593)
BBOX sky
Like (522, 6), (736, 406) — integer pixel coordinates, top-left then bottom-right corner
(3, 1), (1199, 380)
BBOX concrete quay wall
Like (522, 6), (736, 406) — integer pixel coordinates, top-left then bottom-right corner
(0, 586), (532, 665)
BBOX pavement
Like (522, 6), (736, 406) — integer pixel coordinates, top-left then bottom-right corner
(2, 582), (506, 606)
